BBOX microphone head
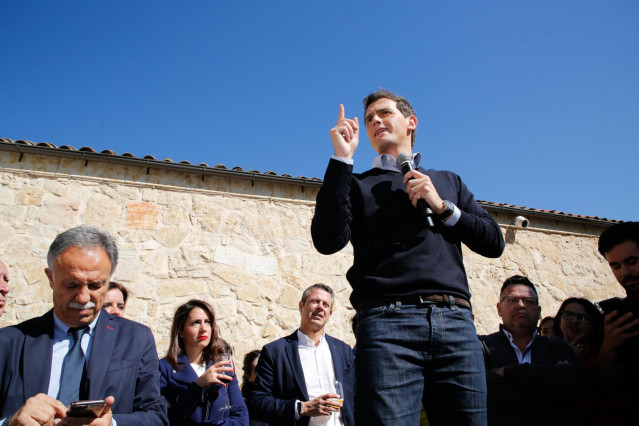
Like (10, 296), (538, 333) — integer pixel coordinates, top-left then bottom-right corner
(396, 152), (412, 169)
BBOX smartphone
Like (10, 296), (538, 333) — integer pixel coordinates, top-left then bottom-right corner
(596, 297), (632, 318)
(66, 399), (106, 418)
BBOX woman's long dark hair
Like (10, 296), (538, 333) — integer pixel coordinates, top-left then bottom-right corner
(553, 297), (604, 346)
(165, 299), (222, 369)
(241, 349), (261, 397)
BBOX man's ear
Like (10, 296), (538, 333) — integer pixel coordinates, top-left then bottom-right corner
(299, 300), (303, 312)
(407, 115), (418, 130)
(45, 268), (54, 290)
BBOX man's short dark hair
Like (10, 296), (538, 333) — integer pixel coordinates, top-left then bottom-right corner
(363, 89), (417, 148)
(47, 226), (119, 275)
(500, 275), (538, 297)
(598, 222), (639, 258)
(301, 283), (335, 308)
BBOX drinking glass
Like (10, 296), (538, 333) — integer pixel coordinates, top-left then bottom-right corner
(330, 380), (344, 411)
(218, 352), (234, 416)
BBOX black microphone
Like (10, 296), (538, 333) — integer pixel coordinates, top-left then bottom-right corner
(396, 152), (435, 228)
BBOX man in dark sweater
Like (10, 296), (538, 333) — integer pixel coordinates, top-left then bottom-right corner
(479, 275), (584, 426)
(311, 90), (504, 426)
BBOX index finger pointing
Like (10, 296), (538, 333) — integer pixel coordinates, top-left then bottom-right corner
(338, 104), (345, 122)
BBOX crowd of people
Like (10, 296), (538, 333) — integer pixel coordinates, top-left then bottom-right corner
(0, 89), (637, 426)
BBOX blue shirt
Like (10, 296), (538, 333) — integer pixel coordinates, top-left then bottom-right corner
(47, 311), (100, 398)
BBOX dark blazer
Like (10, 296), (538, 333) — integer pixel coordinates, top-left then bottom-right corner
(247, 331), (354, 426)
(159, 354), (249, 425)
(480, 328), (585, 426)
(0, 309), (168, 426)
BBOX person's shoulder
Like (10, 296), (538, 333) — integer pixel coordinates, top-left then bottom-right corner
(158, 357), (173, 372)
(263, 333), (294, 351)
(2, 310), (51, 335)
(536, 334), (571, 350)
(101, 313), (155, 341)
(423, 168), (462, 181)
(325, 334), (353, 350)
(478, 331), (504, 345)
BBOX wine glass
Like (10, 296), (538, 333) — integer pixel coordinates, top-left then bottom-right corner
(218, 352), (234, 417)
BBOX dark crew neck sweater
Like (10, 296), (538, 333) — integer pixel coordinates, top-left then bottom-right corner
(311, 158), (504, 307)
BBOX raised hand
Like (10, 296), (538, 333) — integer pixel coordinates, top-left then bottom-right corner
(601, 311), (639, 352)
(329, 104), (359, 159)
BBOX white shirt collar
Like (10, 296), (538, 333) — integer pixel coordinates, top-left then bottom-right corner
(297, 328), (326, 348)
(371, 152), (422, 171)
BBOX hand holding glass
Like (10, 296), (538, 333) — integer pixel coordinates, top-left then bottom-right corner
(328, 380), (344, 411)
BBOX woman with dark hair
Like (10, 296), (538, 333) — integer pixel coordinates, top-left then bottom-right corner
(554, 297), (605, 425)
(553, 298), (603, 361)
(240, 350), (267, 426)
(538, 316), (556, 338)
(159, 299), (248, 425)
(103, 281), (129, 317)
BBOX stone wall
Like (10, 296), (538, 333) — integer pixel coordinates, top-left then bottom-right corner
(0, 148), (624, 363)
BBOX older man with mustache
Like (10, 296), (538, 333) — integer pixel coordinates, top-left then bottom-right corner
(0, 226), (168, 426)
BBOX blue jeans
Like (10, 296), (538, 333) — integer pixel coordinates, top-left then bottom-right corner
(355, 299), (487, 426)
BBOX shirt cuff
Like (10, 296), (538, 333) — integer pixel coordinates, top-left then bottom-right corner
(442, 203), (461, 227)
(330, 155), (354, 165)
(294, 399), (301, 420)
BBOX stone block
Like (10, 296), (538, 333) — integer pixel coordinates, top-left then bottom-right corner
(126, 202), (159, 230)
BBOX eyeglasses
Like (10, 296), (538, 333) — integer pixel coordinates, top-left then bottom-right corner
(500, 296), (539, 307)
(561, 311), (591, 324)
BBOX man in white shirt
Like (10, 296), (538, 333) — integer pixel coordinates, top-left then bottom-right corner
(248, 284), (354, 426)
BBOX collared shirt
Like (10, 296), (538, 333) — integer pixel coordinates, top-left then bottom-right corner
(0, 312), (117, 426)
(47, 311), (100, 398)
(296, 329), (342, 426)
(501, 327), (537, 364)
(331, 152), (461, 227)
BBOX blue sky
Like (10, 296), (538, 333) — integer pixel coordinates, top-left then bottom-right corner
(1, 1), (637, 221)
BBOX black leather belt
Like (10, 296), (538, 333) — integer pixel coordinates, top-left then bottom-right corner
(356, 294), (472, 311)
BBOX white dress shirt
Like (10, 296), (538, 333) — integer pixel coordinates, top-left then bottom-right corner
(297, 329), (342, 426)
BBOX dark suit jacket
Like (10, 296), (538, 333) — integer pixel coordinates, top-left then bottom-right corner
(159, 354), (248, 425)
(480, 328), (585, 426)
(247, 331), (354, 426)
(0, 309), (168, 426)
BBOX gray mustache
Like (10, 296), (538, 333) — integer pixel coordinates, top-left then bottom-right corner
(68, 301), (96, 310)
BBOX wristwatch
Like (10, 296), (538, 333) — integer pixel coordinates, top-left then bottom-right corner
(438, 200), (454, 221)
(297, 401), (303, 416)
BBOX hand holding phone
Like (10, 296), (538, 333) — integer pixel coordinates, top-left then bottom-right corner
(597, 297), (631, 319)
(66, 399), (106, 418)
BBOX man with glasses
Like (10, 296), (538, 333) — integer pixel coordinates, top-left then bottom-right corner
(479, 275), (585, 426)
